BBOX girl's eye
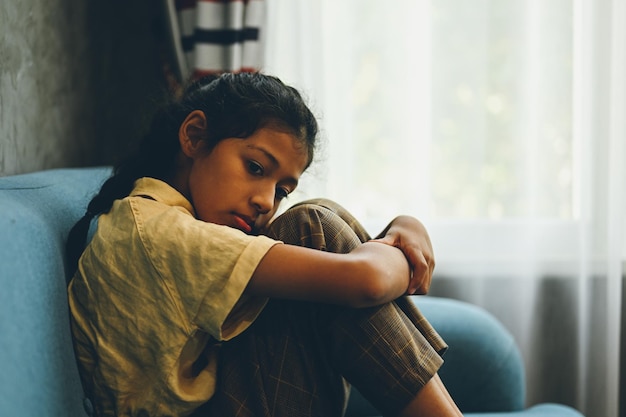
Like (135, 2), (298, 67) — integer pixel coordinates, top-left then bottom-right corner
(247, 161), (264, 176)
(275, 187), (290, 200)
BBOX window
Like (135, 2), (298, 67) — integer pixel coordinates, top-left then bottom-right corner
(265, 0), (617, 276)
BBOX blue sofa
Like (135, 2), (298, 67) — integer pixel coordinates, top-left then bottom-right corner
(0, 167), (584, 417)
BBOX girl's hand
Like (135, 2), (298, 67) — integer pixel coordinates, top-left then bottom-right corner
(371, 216), (435, 295)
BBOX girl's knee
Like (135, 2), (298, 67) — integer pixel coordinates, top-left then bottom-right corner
(265, 200), (369, 252)
(291, 198), (345, 213)
(292, 199), (364, 234)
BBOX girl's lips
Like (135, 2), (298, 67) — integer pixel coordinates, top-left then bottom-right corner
(233, 215), (253, 233)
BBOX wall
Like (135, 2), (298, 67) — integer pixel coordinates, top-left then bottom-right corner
(0, 0), (170, 176)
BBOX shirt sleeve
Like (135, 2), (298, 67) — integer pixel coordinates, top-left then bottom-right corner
(132, 199), (280, 341)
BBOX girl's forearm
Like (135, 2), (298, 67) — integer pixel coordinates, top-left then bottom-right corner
(247, 242), (411, 307)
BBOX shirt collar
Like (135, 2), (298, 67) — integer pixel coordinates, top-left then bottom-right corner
(130, 177), (196, 217)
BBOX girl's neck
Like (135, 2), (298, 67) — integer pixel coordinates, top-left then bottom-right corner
(163, 152), (192, 202)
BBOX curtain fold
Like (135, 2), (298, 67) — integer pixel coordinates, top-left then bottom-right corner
(165, 0), (266, 82)
(263, 1), (624, 417)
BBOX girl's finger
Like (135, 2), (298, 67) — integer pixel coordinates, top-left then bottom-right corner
(369, 236), (395, 246)
(409, 251), (431, 294)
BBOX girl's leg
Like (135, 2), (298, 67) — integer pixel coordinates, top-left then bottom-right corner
(273, 200), (457, 416)
(199, 200), (459, 417)
(398, 374), (463, 417)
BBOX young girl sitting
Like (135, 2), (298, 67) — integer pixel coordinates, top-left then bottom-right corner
(66, 72), (463, 417)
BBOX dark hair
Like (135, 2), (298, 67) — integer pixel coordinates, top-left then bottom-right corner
(66, 72), (318, 278)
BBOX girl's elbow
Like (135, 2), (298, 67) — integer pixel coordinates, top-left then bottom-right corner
(350, 270), (398, 308)
(343, 248), (408, 308)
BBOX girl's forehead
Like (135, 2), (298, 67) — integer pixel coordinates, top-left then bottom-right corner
(262, 121), (311, 148)
(251, 126), (306, 150)
(245, 128), (310, 172)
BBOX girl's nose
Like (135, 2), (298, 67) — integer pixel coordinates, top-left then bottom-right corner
(250, 187), (274, 214)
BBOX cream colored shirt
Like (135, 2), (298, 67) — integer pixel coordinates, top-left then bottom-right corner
(68, 178), (279, 417)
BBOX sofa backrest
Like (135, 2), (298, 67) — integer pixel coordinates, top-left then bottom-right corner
(0, 167), (111, 417)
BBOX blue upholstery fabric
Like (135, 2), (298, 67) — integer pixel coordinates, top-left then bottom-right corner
(419, 297), (525, 412)
(0, 168), (584, 417)
(466, 404), (587, 417)
(0, 167), (111, 417)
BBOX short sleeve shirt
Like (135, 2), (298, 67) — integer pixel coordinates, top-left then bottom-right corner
(68, 178), (280, 417)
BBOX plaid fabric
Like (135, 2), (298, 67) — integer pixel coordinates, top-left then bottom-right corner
(171, 0), (266, 80)
(194, 199), (447, 417)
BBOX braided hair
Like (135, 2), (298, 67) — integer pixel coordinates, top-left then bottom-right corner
(66, 72), (319, 277)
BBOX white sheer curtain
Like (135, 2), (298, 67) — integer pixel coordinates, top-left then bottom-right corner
(264, 1), (624, 417)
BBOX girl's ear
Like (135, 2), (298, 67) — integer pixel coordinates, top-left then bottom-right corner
(179, 110), (208, 157)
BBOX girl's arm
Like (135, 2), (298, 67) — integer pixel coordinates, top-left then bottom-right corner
(246, 241), (412, 308)
(246, 213), (435, 309)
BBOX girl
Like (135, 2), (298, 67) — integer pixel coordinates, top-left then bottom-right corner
(66, 72), (463, 417)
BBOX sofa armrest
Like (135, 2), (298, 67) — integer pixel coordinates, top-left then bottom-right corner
(417, 296), (525, 412)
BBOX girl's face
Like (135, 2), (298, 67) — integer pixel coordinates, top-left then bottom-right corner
(186, 126), (310, 233)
